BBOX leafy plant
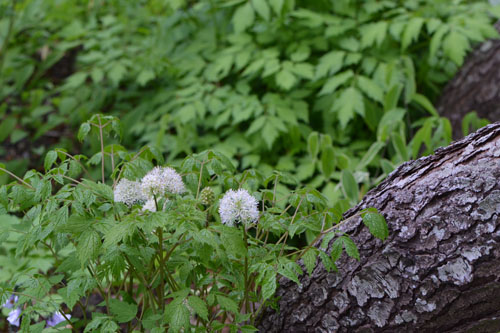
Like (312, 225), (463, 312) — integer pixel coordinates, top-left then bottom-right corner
(0, 117), (387, 331)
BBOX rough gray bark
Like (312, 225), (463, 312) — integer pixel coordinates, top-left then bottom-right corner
(259, 123), (500, 332)
(438, 22), (500, 139)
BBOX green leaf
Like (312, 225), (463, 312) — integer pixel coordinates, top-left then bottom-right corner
(429, 25), (449, 59)
(165, 299), (189, 332)
(302, 248), (317, 275)
(0, 117), (17, 142)
(108, 63), (127, 85)
(269, 0), (284, 15)
(261, 270), (277, 301)
(357, 75), (383, 102)
(252, 0), (270, 21)
(340, 236), (360, 261)
(276, 69), (297, 90)
(220, 227), (247, 257)
(78, 123), (91, 142)
(109, 299), (138, 323)
(64, 72), (88, 89)
(77, 230), (101, 266)
(362, 212), (388, 241)
(412, 93), (438, 117)
(330, 238), (343, 262)
(357, 141), (385, 170)
(315, 51), (344, 79)
(320, 146), (335, 178)
(216, 295), (239, 314)
(443, 30), (470, 66)
(391, 132), (408, 161)
(291, 63), (314, 79)
(307, 132), (319, 159)
(334, 87), (364, 128)
(137, 69), (155, 86)
(361, 21), (388, 48)
(341, 170), (358, 203)
(233, 2), (255, 33)
(44, 151), (58, 171)
(187, 296), (208, 321)
(318, 70), (353, 96)
(402, 17), (424, 50)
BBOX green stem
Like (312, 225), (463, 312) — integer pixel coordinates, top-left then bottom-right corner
(243, 227), (250, 317)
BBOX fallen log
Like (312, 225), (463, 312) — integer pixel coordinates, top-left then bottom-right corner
(259, 123), (500, 332)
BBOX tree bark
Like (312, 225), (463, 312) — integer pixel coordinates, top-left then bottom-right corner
(437, 23), (500, 139)
(259, 123), (500, 332)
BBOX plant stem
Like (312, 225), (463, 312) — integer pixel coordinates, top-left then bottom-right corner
(0, 166), (34, 189)
(97, 115), (106, 184)
(243, 227), (250, 317)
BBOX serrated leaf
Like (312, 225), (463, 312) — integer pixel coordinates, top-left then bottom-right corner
(187, 296), (208, 321)
(302, 248), (317, 275)
(165, 299), (189, 332)
(334, 87), (364, 128)
(429, 25), (449, 59)
(291, 63), (314, 79)
(402, 17), (424, 50)
(78, 123), (91, 142)
(330, 238), (343, 262)
(443, 30), (470, 66)
(252, 0), (270, 21)
(109, 299), (137, 323)
(318, 70), (353, 95)
(357, 75), (383, 102)
(315, 51), (344, 79)
(340, 236), (359, 261)
(44, 151), (58, 171)
(233, 2), (255, 33)
(362, 212), (388, 240)
(261, 270), (277, 301)
(276, 69), (297, 90)
(341, 170), (358, 203)
(361, 21), (388, 48)
(77, 230), (101, 266)
(216, 295), (239, 314)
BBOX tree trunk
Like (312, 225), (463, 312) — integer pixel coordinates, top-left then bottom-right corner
(258, 123), (500, 332)
(438, 22), (500, 139)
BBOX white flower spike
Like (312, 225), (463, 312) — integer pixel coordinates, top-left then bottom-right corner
(219, 189), (259, 226)
(114, 179), (145, 205)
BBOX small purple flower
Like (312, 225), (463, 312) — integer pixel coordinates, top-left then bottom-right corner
(7, 308), (21, 327)
(2, 294), (18, 309)
(47, 311), (71, 327)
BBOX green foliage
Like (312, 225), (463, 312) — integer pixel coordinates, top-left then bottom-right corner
(0, 118), (387, 331)
(0, 0), (497, 203)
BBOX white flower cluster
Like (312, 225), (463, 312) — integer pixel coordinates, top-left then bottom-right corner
(141, 167), (185, 197)
(114, 179), (146, 206)
(218, 189), (259, 226)
(113, 166), (185, 212)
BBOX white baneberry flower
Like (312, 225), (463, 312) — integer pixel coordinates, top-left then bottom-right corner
(2, 294), (18, 309)
(142, 198), (157, 212)
(161, 167), (186, 194)
(141, 167), (185, 198)
(47, 311), (71, 327)
(218, 189), (259, 226)
(114, 179), (145, 205)
(7, 308), (21, 327)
